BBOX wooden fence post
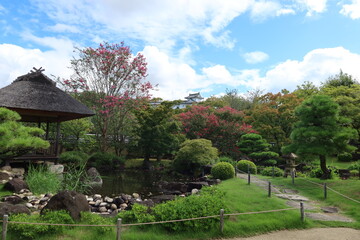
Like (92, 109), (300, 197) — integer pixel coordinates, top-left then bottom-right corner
(300, 202), (305, 222)
(268, 182), (271, 197)
(219, 209), (224, 234)
(324, 183), (327, 200)
(116, 218), (122, 240)
(247, 165), (251, 185)
(2, 215), (8, 240)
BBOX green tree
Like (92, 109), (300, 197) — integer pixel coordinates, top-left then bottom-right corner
(173, 139), (218, 176)
(60, 118), (93, 152)
(135, 102), (184, 168)
(237, 133), (279, 165)
(0, 108), (49, 160)
(283, 95), (358, 179)
(322, 70), (358, 88)
(293, 81), (319, 99)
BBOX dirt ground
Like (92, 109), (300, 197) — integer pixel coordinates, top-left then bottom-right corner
(223, 228), (360, 240)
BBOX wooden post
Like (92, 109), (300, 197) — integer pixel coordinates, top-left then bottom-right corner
(268, 181), (271, 197)
(2, 215), (8, 240)
(300, 202), (305, 222)
(219, 209), (224, 234)
(324, 183), (327, 200)
(116, 218), (122, 240)
(247, 164), (251, 185)
(291, 170), (295, 185)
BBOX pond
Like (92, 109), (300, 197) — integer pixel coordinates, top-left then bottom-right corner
(90, 169), (190, 197)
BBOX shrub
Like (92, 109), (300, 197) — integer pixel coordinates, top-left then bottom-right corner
(88, 152), (125, 169)
(236, 160), (257, 174)
(173, 139), (218, 175)
(338, 152), (353, 162)
(211, 162), (235, 180)
(26, 164), (61, 195)
(218, 156), (236, 166)
(262, 159), (277, 166)
(117, 204), (155, 226)
(350, 170), (359, 178)
(309, 167), (335, 179)
(153, 187), (226, 231)
(261, 166), (284, 177)
(59, 151), (89, 166)
(80, 212), (114, 234)
(348, 161), (360, 171)
(9, 210), (74, 239)
(61, 162), (92, 194)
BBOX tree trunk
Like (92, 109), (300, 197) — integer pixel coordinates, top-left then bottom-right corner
(319, 154), (331, 179)
(143, 154), (151, 170)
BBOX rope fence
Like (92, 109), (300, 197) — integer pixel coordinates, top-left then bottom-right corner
(0, 206), (301, 240)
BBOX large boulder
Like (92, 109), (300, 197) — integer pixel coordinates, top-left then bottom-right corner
(0, 171), (11, 184)
(4, 178), (29, 193)
(0, 202), (31, 216)
(2, 195), (25, 205)
(158, 181), (188, 194)
(41, 190), (90, 221)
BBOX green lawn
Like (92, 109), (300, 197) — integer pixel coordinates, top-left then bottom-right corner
(259, 175), (360, 229)
(4, 178), (313, 240)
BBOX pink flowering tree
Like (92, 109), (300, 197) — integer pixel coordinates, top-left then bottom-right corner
(67, 42), (153, 152)
(177, 105), (255, 159)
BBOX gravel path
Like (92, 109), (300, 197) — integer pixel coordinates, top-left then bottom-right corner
(223, 227), (360, 240)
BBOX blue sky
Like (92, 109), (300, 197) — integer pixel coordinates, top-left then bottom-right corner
(1, 0), (360, 100)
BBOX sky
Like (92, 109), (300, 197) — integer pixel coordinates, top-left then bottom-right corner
(1, 0), (360, 100)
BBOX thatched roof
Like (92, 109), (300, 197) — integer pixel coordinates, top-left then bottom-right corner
(0, 68), (94, 122)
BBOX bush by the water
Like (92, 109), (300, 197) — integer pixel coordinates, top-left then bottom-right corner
(88, 152), (125, 169)
(211, 162), (235, 180)
(173, 139), (218, 175)
(261, 166), (284, 177)
(9, 210), (74, 239)
(26, 164), (61, 195)
(118, 186), (226, 232)
(338, 152), (353, 162)
(59, 151), (89, 165)
(236, 160), (257, 174)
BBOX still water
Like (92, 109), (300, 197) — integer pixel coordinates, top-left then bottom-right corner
(90, 169), (188, 197)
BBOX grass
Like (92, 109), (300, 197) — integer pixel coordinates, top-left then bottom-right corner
(4, 178), (312, 240)
(327, 156), (356, 169)
(25, 164), (61, 195)
(259, 175), (360, 229)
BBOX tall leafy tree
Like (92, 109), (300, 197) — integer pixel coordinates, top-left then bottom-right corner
(245, 92), (302, 153)
(283, 95), (358, 179)
(135, 102), (184, 168)
(66, 42), (153, 152)
(0, 108), (49, 160)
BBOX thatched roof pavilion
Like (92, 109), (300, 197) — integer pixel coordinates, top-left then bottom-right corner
(0, 67), (94, 164)
(0, 67), (94, 122)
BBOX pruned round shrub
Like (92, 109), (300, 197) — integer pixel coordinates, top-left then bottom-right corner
(88, 152), (125, 169)
(309, 167), (335, 179)
(262, 159), (277, 166)
(173, 139), (218, 175)
(59, 151), (89, 165)
(236, 160), (257, 174)
(338, 152), (353, 162)
(211, 162), (235, 180)
(261, 166), (284, 177)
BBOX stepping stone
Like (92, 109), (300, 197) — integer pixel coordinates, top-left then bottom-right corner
(275, 194), (309, 202)
(282, 189), (299, 194)
(321, 206), (339, 213)
(306, 213), (353, 222)
(286, 201), (317, 210)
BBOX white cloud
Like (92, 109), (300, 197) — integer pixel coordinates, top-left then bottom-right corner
(294, 0), (328, 16)
(243, 51), (269, 64)
(47, 23), (80, 33)
(0, 44), (73, 88)
(340, 0), (360, 19)
(242, 47), (360, 92)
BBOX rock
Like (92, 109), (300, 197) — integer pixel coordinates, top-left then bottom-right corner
(151, 195), (175, 204)
(87, 168), (103, 187)
(2, 195), (25, 205)
(159, 182), (188, 193)
(191, 188), (199, 195)
(113, 197), (124, 207)
(39, 197), (50, 205)
(95, 200), (102, 207)
(0, 171), (11, 183)
(321, 207), (339, 213)
(4, 178), (29, 193)
(111, 204), (117, 210)
(98, 207), (107, 213)
(41, 190), (90, 221)
(1, 166), (12, 172)
(187, 182), (209, 191)
(48, 164), (64, 174)
(120, 203), (128, 210)
(132, 193), (140, 199)
(25, 203), (34, 208)
(0, 202), (31, 216)
(88, 201), (96, 206)
(93, 194), (102, 200)
(87, 197), (94, 202)
(11, 168), (25, 177)
(99, 202), (108, 207)
(275, 194), (309, 202)
(104, 196), (113, 203)
(138, 199), (155, 208)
